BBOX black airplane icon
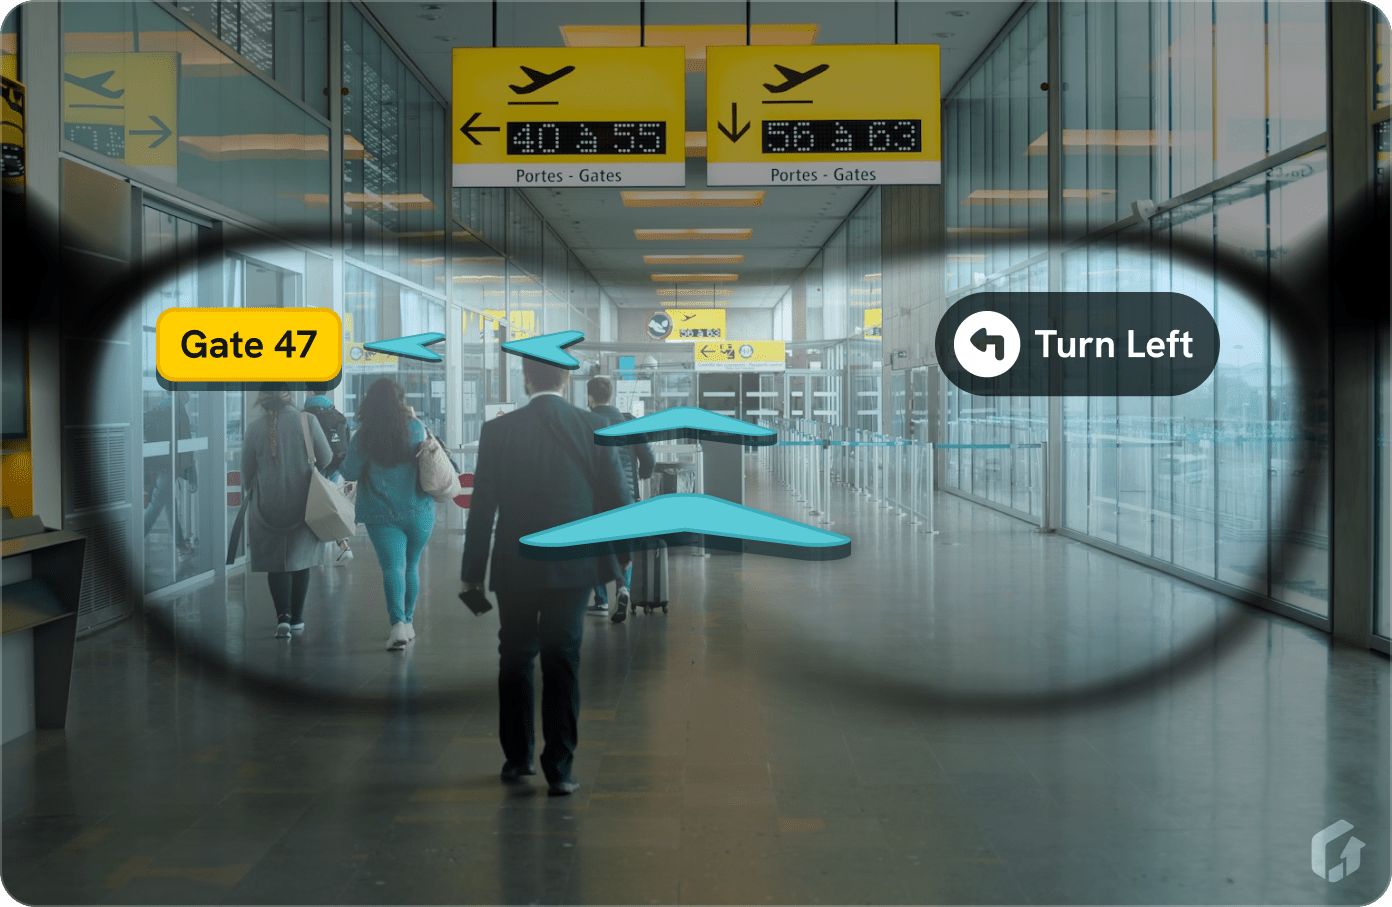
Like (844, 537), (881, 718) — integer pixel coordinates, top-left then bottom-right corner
(763, 63), (829, 93)
(509, 65), (576, 95)
(65, 70), (125, 99)
(680, 313), (699, 321)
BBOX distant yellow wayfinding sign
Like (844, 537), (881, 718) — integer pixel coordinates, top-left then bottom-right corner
(63, 53), (179, 174)
(706, 45), (940, 186)
(452, 47), (685, 188)
(695, 340), (786, 372)
(667, 308), (725, 341)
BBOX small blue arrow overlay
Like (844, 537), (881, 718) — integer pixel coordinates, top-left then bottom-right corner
(594, 405), (777, 447)
(502, 330), (585, 369)
(520, 494), (850, 561)
(364, 332), (446, 362)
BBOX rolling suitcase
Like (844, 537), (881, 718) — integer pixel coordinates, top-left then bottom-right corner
(631, 539), (669, 614)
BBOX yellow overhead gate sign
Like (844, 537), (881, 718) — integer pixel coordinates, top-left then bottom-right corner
(63, 52), (179, 175)
(706, 45), (940, 186)
(667, 308), (725, 341)
(2, 76), (23, 195)
(452, 47), (685, 188)
(694, 340), (786, 372)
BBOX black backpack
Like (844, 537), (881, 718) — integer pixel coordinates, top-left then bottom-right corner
(309, 405), (350, 475)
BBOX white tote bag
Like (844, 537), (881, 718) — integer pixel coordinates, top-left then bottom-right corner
(300, 413), (357, 542)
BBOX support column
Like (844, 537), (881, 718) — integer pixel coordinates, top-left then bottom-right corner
(1327, 0), (1377, 646)
(1043, 0), (1064, 532)
(21, 3), (61, 528)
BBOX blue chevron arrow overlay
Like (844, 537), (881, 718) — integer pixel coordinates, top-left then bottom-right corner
(594, 405), (777, 447)
(363, 332), (446, 362)
(502, 330), (585, 369)
(520, 494), (850, 561)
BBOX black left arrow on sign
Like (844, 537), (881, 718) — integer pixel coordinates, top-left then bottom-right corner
(716, 103), (750, 143)
(460, 111), (500, 146)
(129, 115), (173, 148)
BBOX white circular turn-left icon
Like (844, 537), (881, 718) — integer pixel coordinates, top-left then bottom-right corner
(953, 311), (1021, 378)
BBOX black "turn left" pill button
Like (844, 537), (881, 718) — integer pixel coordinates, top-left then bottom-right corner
(935, 292), (1220, 397)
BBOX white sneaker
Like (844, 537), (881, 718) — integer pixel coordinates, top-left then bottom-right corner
(404, 623), (416, 642)
(275, 621), (292, 638)
(335, 546), (353, 565)
(290, 622), (305, 632)
(587, 598), (608, 615)
(387, 622), (410, 650)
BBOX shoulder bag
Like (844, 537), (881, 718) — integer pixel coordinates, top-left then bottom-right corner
(416, 425), (463, 502)
(300, 413), (358, 541)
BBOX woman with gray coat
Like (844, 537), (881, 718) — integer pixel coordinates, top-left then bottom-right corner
(242, 390), (332, 637)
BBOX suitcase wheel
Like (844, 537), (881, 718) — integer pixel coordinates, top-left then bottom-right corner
(661, 603), (668, 614)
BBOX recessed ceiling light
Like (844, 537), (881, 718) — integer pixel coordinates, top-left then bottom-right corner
(947, 9), (970, 16)
(560, 23), (818, 72)
(643, 254), (744, 265)
(422, 3), (443, 9)
(651, 273), (739, 282)
(434, 35), (454, 42)
(635, 228), (753, 241)
(934, 32), (955, 38)
(421, 14), (442, 20)
(622, 190), (764, 208)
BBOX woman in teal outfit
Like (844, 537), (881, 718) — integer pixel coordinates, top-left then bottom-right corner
(339, 378), (436, 650)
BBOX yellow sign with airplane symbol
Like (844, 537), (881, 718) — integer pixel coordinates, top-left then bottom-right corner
(667, 308), (725, 341)
(452, 47), (685, 187)
(706, 45), (940, 186)
(63, 52), (179, 172)
(694, 340), (786, 372)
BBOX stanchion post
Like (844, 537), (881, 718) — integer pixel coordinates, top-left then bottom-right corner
(1037, 442), (1048, 532)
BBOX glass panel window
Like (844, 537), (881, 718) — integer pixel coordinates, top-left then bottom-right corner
(1059, 152), (1330, 615)
(343, 6), (446, 287)
(62, 2), (329, 231)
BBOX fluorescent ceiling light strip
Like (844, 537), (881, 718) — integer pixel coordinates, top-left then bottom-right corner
(643, 255), (744, 265)
(635, 228), (753, 241)
(960, 189), (1116, 205)
(1025, 129), (1160, 155)
(658, 288), (734, 297)
(651, 273), (739, 282)
(622, 191), (764, 208)
(560, 23), (818, 71)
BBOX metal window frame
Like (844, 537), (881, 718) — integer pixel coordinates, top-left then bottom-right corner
(153, 0), (332, 128)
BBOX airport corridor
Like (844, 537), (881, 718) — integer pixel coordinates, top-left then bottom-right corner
(3, 466), (1386, 905)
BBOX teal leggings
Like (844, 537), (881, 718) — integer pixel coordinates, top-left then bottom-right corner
(365, 510), (435, 626)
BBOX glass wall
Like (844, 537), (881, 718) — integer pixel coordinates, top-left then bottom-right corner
(341, 263), (446, 438)
(941, 261), (1048, 518)
(1061, 152), (1330, 615)
(931, 0), (1335, 614)
(61, 1), (330, 231)
(847, 191), (882, 432)
(174, 0), (329, 117)
(1059, 0), (1326, 239)
(451, 187), (615, 420)
(944, 2), (1047, 290)
(939, 7), (1048, 518)
(342, 5), (447, 290)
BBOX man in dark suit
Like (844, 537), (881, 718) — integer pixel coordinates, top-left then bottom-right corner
(461, 358), (632, 796)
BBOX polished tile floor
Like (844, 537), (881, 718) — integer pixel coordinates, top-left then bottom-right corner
(3, 462), (1388, 904)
